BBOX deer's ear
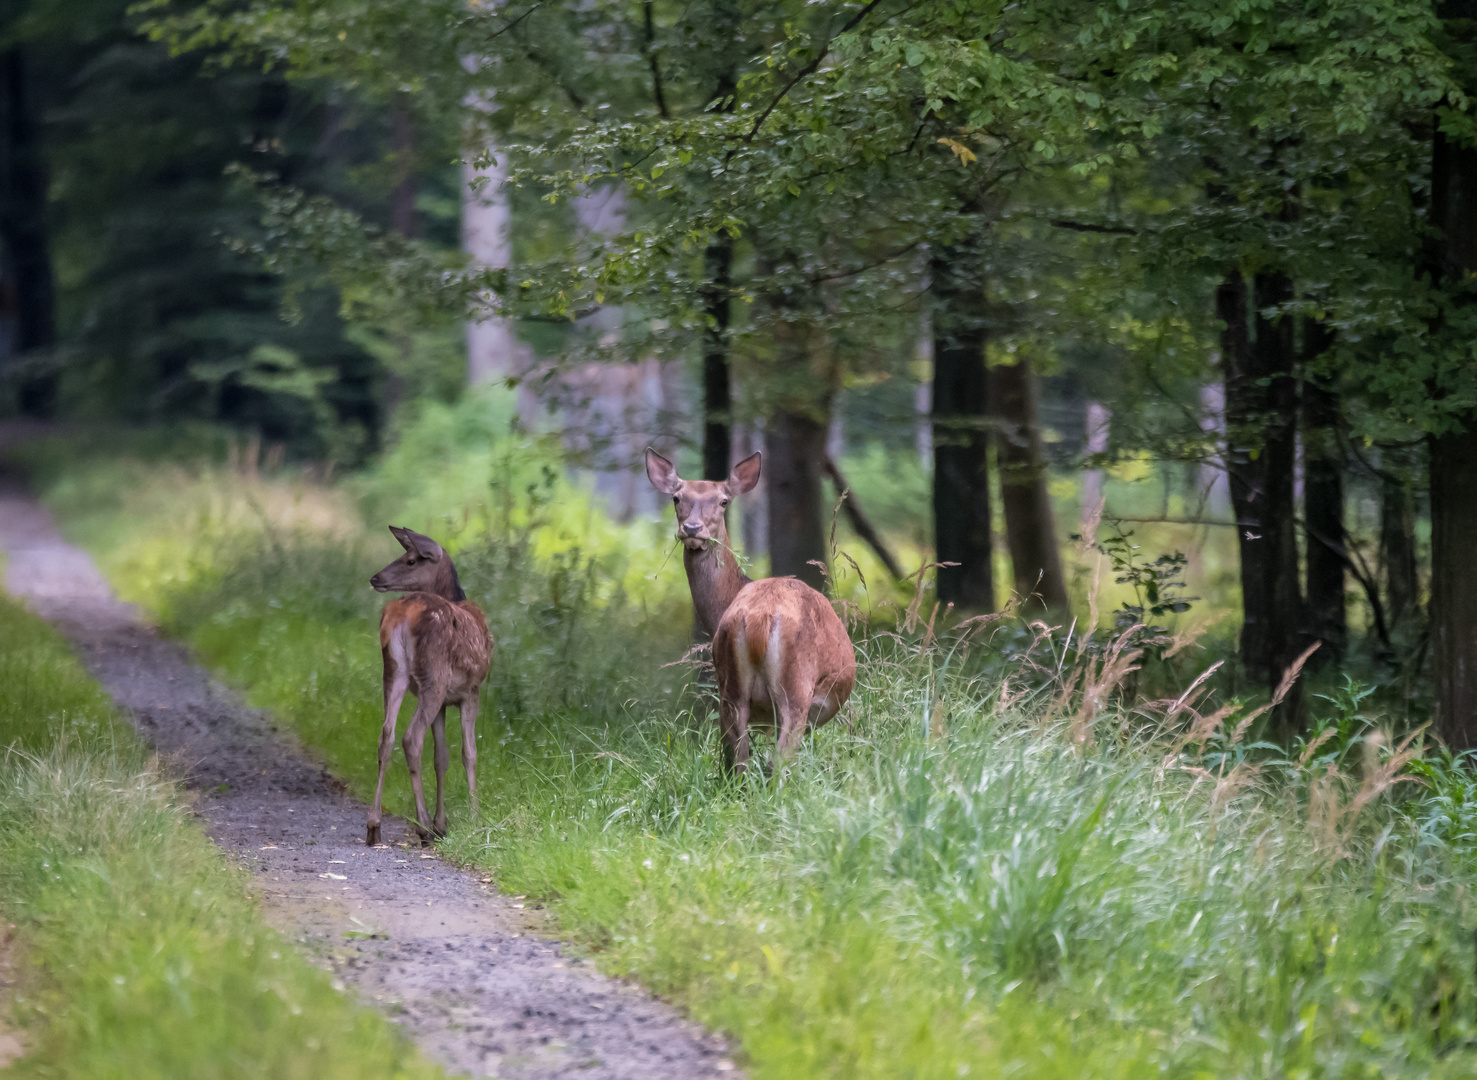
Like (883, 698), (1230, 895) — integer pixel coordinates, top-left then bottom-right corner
(725, 452), (762, 497)
(390, 526), (442, 561)
(645, 447), (682, 495)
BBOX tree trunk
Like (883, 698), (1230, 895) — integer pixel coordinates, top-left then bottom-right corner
(1221, 268), (1304, 711)
(930, 240), (993, 610)
(991, 356), (1069, 615)
(1301, 318), (1346, 668)
(701, 232), (734, 480)
(1431, 427), (1477, 745)
(463, 100), (532, 397)
(389, 96), (419, 239)
(1428, 71), (1477, 745)
(1379, 467), (1418, 630)
(766, 406), (829, 591)
(0, 46), (58, 417)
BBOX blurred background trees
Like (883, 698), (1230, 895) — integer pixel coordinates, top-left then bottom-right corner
(6, 0), (1477, 739)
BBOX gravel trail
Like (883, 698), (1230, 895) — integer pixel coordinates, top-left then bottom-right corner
(0, 477), (737, 1080)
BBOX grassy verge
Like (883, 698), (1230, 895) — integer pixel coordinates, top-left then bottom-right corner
(24, 420), (1477, 1078)
(0, 590), (442, 1080)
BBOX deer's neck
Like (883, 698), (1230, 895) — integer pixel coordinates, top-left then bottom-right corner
(683, 528), (750, 638)
(434, 558), (467, 602)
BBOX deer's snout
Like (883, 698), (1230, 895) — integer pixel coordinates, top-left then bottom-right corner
(680, 521), (703, 538)
(369, 573), (388, 591)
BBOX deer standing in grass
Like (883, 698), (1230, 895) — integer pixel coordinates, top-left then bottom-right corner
(645, 449), (855, 774)
(366, 526), (493, 845)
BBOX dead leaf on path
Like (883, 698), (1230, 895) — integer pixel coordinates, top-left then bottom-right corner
(320, 872), (347, 880)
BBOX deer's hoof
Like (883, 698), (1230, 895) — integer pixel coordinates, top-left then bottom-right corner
(366, 823), (381, 847)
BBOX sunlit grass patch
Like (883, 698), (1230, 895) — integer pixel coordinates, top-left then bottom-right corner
(0, 592), (442, 1080)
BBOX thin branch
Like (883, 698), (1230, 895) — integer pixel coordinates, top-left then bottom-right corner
(809, 239), (924, 283)
(743, 0), (885, 143)
(1049, 219), (1138, 235)
(824, 456), (905, 580)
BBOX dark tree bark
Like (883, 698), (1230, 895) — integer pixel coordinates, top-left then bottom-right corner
(1427, 38), (1477, 745)
(930, 238), (993, 610)
(759, 262), (830, 591)
(766, 406), (829, 591)
(389, 96), (419, 240)
(1221, 268), (1304, 708)
(1379, 468), (1419, 629)
(701, 232), (734, 480)
(0, 45), (58, 416)
(699, 40), (738, 482)
(990, 356), (1069, 615)
(1301, 318), (1346, 667)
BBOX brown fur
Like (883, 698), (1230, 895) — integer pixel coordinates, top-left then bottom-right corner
(366, 527), (493, 845)
(646, 449), (856, 774)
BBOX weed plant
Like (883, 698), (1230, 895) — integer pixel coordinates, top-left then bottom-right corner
(27, 420), (1477, 1079)
(0, 592), (442, 1079)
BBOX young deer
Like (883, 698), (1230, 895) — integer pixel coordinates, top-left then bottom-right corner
(645, 449), (855, 774)
(366, 526), (493, 845)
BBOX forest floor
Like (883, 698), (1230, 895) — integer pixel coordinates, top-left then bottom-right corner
(0, 473), (738, 1080)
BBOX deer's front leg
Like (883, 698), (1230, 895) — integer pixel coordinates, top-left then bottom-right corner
(459, 694), (480, 817)
(431, 706), (449, 838)
(367, 669), (410, 846)
(401, 697), (441, 843)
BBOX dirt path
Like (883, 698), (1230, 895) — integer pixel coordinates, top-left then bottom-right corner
(0, 480), (737, 1080)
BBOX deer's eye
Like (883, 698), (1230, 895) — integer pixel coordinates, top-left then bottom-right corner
(672, 496), (679, 506)
(720, 499), (729, 508)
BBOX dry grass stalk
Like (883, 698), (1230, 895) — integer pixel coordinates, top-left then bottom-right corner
(1305, 727), (1426, 856)
(1067, 625), (1143, 750)
(1343, 727), (1426, 822)
(902, 561), (955, 633)
(1162, 622), (1212, 661)
(1296, 727), (1337, 768)
(1208, 762), (1261, 838)
(1166, 661), (1225, 727)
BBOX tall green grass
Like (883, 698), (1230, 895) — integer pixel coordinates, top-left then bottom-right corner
(27, 416), (1477, 1079)
(0, 592), (442, 1080)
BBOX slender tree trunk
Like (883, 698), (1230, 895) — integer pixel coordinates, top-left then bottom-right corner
(701, 232), (734, 480)
(1380, 467), (1418, 630)
(1221, 269), (1304, 712)
(0, 46), (58, 417)
(1431, 426), (1477, 745)
(991, 356), (1069, 615)
(389, 96), (419, 239)
(766, 406), (829, 591)
(1301, 318), (1346, 668)
(1430, 9), (1477, 747)
(930, 240), (993, 610)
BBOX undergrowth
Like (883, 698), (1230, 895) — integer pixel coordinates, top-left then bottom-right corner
(22, 409), (1477, 1079)
(0, 591), (442, 1080)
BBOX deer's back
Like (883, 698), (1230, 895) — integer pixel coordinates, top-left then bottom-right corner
(380, 593), (493, 700)
(712, 577), (855, 719)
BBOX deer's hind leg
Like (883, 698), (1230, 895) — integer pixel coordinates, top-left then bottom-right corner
(401, 689), (445, 843)
(367, 656), (410, 846)
(458, 692), (480, 816)
(431, 705), (450, 837)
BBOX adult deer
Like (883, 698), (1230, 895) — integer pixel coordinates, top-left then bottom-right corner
(645, 449), (855, 774)
(366, 526), (493, 845)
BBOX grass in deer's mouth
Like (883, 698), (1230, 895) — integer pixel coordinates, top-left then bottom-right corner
(0, 591), (443, 1080)
(27, 418), (1477, 1080)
